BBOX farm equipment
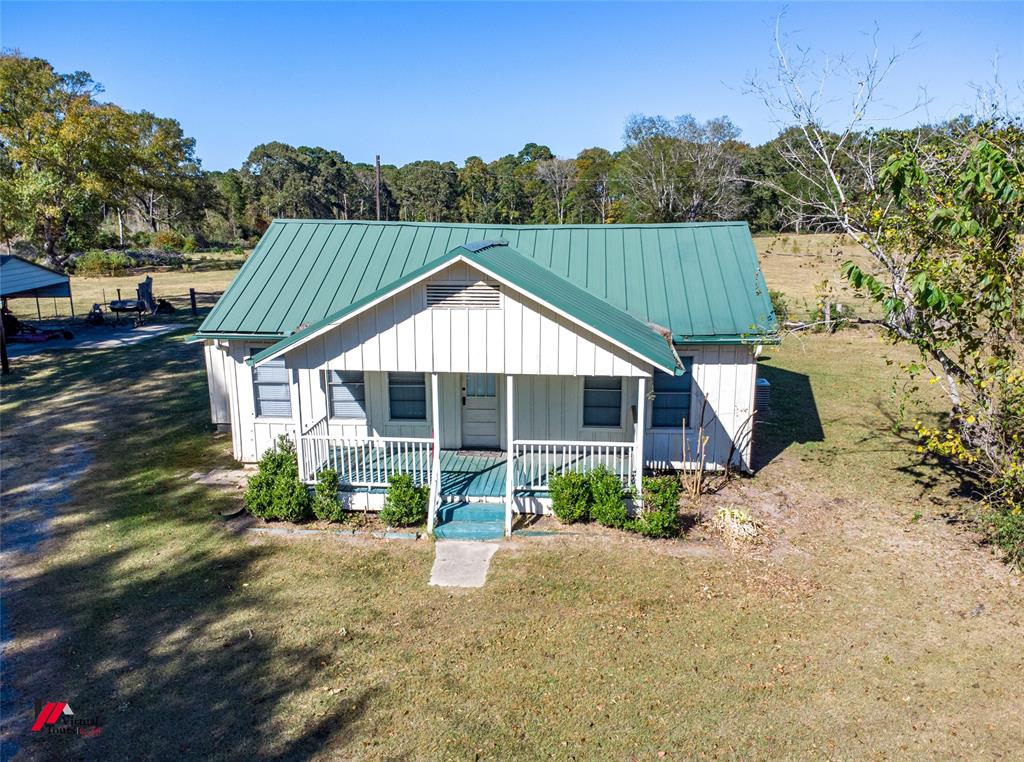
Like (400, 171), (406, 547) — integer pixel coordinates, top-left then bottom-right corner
(1, 307), (73, 343)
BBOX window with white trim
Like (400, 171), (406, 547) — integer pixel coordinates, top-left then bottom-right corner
(252, 356), (292, 418)
(583, 376), (622, 427)
(388, 372), (427, 420)
(651, 357), (694, 428)
(327, 370), (366, 419)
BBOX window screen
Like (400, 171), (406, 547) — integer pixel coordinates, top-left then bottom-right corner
(583, 376), (622, 427)
(253, 357), (292, 418)
(466, 373), (497, 397)
(388, 372), (427, 420)
(651, 357), (694, 428)
(327, 370), (366, 418)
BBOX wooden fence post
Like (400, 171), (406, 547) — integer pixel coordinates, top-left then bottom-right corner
(189, 288), (198, 316)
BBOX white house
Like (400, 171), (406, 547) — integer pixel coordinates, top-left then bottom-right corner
(192, 221), (777, 538)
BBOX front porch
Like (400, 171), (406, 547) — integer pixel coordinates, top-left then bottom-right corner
(294, 370), (648, 537)
(299, 441), (636, 498)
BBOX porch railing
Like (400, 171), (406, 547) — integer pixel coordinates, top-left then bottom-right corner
(511, 440), (636, 491)
(298, 431), (434, 488)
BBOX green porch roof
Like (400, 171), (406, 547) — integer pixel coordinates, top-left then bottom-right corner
(247, 242), (679, 373)
(194, 220), (777, 345)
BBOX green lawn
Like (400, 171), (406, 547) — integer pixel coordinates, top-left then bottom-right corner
(2, 297), (1022, 758)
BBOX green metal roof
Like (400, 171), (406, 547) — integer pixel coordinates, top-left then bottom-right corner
(248, 242), (678, 373)
(195, 220), (777, 345)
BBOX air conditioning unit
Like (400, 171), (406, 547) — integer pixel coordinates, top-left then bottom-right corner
(755, 377), (771, 420)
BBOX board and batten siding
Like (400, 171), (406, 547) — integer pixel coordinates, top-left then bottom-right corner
(644, 344), (757, 471)
(200, 258), (758, 468)
(285, 261), (652, 378)
(203, 341), (232, 428)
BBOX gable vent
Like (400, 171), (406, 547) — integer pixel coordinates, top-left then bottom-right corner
(426, 282), (501, 309)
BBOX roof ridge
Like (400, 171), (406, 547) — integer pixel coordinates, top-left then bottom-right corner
(266, 219), (750, 229)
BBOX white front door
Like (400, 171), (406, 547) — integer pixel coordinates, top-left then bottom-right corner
(461, 373), (500, 449)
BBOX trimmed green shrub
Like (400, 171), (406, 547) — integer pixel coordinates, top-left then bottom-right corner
(244, 435), (311, 521)
(312, 468), (345, 522)
(381, 473), (428, 527)
(588, 466), (627, 528)
(630, 475), (681, 538)
(549, 470), (591, 523)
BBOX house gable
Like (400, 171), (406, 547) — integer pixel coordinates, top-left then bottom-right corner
(280, 259), (656, 377)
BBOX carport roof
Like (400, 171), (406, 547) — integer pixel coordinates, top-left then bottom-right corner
(0, 255), (71, 299)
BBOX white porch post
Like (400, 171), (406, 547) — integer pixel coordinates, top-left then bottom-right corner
(293, 367), (306, 483)
(428, 372), (441, 534)
(634, 376), (646, 503)
(505, 374), (515, 537)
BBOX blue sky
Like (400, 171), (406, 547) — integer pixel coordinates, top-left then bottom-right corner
(2, 2), (1021, 171)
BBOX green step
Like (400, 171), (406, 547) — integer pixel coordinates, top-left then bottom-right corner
(436, 502), (505, 523)
(433, 521), (505, 541)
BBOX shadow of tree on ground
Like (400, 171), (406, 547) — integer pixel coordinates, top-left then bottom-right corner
(1, 329), (376, 759)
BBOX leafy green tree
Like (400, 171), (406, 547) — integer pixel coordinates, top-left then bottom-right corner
(0, 53), (134, 266)
(570, 147), (615, 223)
(458, 156), (498, 223)
(391, 160), (458, 221)
(842, 120), (1023, 558)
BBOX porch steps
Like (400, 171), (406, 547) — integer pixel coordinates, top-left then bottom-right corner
(433, 501), (505, 542)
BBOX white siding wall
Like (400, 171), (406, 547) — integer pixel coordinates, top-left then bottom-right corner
(292, 262), (652, 378)
(202, 258), (757, 467)
(643, 344), (757, 471)
(203, 341), (232, 427)
(514, 375), (637, 443)
(217, 342), (298, 462)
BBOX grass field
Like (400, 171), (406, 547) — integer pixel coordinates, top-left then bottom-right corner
(3, 305), (1022, 758)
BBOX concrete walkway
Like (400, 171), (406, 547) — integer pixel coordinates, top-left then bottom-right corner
(429, 541), (501, 588)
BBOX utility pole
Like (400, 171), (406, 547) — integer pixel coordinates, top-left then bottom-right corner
(374, 155), (382, 221)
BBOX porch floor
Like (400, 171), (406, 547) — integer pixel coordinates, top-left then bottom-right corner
(439, 451), (506, 498)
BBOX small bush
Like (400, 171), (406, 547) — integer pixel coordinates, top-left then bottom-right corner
(381, 473), (428, 527)
(182, 235), (199, 254)
(630, 475), (681, 538)
(151, 229), (186, 252)
(990, 509), (1024, 570)
(244, 435), (311, 521)
(769, 289), (790, 324)
(312, 469), (345, 522)
(73, 249), (131, 277)
(811, 301), (858, 331)
(130, 230), (152, 248)
(588, 466), (627, 528)
(549, 470), (591, 523)
(231, 244), (245, 258)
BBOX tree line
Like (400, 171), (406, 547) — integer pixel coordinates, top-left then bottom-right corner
(2, 50), (865, 266)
